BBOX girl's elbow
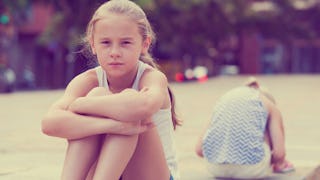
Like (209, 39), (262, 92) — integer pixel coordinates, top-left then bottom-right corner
(195, 146), (204, 158)
(195, 138), (204, 158)
(41, 119), (53, 136)
(41, 114), (60, 136)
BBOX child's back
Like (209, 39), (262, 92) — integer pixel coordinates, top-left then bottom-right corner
(202, 86), (268, 165)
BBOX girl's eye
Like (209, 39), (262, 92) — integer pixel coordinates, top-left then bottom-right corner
(102, 41), (110, 45)
(122, 41), (132, 45)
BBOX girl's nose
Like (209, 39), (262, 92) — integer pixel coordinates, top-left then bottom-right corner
(110, 46), (121, 59)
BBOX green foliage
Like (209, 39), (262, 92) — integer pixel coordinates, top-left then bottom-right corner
(4, 0), (320, 61)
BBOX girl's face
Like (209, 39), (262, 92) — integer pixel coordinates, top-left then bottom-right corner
(91, 13), (149, 78)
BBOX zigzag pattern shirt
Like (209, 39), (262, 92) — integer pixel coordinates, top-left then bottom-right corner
(202, 86), (268, 165)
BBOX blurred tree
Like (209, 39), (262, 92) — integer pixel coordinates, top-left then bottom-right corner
(1, 0), (31, 24)
(4, 0), (320, 59)
(146, 0), (233, 63)
(37, 0), (103, 50)
(3, 0), (320, 75)
(219, 0), (320, 41)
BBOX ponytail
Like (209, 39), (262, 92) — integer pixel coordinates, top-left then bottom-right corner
(168, 86), (182, 130)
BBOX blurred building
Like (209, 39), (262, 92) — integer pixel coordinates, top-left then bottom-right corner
(234, 0), (320, 74)
(9, 1), (88, 90)
(3, 0), (320, 90)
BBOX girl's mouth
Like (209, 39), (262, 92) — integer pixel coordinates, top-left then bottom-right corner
(109, 62), (123, 65)
(108, 62), (124, 68)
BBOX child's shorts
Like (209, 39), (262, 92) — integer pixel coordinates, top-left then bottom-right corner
(206, 143), (272, 179)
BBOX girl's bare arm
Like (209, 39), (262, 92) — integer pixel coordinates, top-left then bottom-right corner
(41, 70), (151, 140)
(261, 95), (286, 163)
(68, 69), (168, 122)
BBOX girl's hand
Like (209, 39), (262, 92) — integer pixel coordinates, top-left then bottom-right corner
(271, 149), (285, 164)
(117, 120), (155, 135)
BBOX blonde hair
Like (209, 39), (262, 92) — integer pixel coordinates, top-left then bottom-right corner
(84, 0), (181, 129)
(244, 77), (276, 104)
(85, 0), (156, 65)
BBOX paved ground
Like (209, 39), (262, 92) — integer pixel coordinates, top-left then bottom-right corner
(1, 75), (320, 180)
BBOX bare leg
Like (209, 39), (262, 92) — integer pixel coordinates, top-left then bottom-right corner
(61, 87), (108, 180)
(92, 134), (139, 180)
(61, 135), (103, 180)
(86, 87), (142, 179)
(85, 159), (97, 180)
(122, 127), (170, 180)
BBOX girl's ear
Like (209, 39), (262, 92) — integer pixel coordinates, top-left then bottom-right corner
(90, 39), (96, 55)
(141, 37), (151, 54)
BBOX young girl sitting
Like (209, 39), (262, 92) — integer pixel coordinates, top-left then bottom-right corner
(41, 1), (181, 179)
(195, 77), (294, 179)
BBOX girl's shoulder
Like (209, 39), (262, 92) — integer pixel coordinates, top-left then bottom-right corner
(65, 68), (99, 96)
(142, 67), (168, 83)
(137, 61), (168, 89)
(142, 62), (167, 79)
(259, 91), (274, 113)
(73, 68), (98, 84)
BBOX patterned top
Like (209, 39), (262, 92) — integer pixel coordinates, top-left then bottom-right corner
(95, 61), (180, 179)
(202, 86), (268, 165)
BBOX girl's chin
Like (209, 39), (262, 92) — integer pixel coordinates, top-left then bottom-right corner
(106, 70), (125, 77)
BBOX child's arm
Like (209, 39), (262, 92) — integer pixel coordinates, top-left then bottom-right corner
(42, 103), (152, 140)
(268, 106), (286, 164)
(261, 95), (286, 164)
(195, 119), (212, 158)
(195, 136), (204, 157)
(68, 69), (168, 122)
(41, 70), (152, 140)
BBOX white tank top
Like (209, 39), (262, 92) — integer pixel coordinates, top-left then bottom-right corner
(95, 61), (180, 179)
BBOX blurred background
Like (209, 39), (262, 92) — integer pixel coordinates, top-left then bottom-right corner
(1, 0), (320, 93)
(1, 1), (320, 179)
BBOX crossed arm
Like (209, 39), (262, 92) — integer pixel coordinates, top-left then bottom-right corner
(41, 68), (168, 140)
(68, 87), (159, 122)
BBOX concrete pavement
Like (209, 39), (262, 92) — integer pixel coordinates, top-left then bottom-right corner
(1, 75), (319, 180)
